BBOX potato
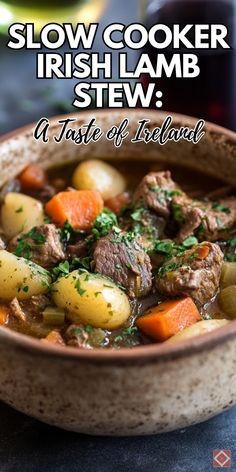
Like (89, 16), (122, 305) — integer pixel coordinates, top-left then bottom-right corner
(218, 285), (236, 319)
(0, 250), (51, 300)
(221, 262), (236, 288)
(167, 319), (229, 343)
(72, 160), (126, 200)
(52, 271), (131, 330)
(1, 192), (44, 239)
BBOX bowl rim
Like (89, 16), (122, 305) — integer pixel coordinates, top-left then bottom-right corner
(1, 109), (236, 364)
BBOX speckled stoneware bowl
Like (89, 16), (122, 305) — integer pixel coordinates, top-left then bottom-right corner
(0, 110), (236, 436)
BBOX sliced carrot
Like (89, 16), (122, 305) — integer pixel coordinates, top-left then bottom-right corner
(19, 164), (47, 190)
(46, 190), (104, 230)
(196, 245), (210, 260)
(0, 305), (8, 325)
(105, 192), (130, 215)
(42, 330), (65, 345)
(136, 297), (201, 342)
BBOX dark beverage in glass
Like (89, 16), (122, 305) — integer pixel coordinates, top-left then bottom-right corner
(143, 0), (236, 131)
(0, 0), (107, 33)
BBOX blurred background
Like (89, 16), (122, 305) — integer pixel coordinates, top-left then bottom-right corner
(0, 0), (235, 135)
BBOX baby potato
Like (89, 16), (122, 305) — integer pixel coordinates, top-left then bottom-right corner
(167, 319), (229, 343)
(221, 262), (236, 288)
(0, 250), (51, 300)
(218, 285), (236, 319)
(72, 160), (126, 200)
(52, 271), (131, 330)
(1, 192), (44, 239)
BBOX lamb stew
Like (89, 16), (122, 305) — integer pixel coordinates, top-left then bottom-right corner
(0, 158), (235, 349)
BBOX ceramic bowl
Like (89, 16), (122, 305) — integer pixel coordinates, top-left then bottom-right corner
(0, 110), (236, 436)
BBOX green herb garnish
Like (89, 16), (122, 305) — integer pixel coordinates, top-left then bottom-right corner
(75, 278), (86, 296)
(172, 203), (183, 222)
(92, 209), (118, 240)
(229, 236), (236, 247)
(15, 206), (23, 213)
(212, 202), (230, 214)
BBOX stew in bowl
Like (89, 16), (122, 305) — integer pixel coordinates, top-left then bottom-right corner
(0, 157), (235, 350)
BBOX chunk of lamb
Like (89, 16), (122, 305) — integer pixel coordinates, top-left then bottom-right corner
(121, 208), (166, 251)
(67, 239), (88, 259)
(10, 298), (26, 322)
(133, 171), (181, 218)
(9, 224), (65, 268)
(156, 242), (223, 305)
(93, 232), (152, 298)
(172, 195), (236, 242)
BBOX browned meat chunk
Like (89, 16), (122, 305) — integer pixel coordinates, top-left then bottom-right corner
(29, 185), (56, 204)
(156, 242), (223, 305)
(172, 195), (236, 242)
(67, 239), (88, 259)
(133, 171), (181, 218)
(93, 232), (152, 298)
(65, 325), (106, 348)
(120, 207), (166, 251)
(10, 298), (26, 322)
(9, 224), (65, 268)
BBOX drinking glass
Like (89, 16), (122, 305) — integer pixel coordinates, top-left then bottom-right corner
(0, 0), (107, 33)
(142, 0), (236, 131)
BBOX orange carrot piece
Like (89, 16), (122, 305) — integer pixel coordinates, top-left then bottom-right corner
(19, 164), (47, 190)
(0, 305), (8, 325)
(196, 245), (210, 260)
(105, 192), (130, 215)
(46, 190), (104, 230)
(136, 297), (201, 342)
(42, 330), (65, 346)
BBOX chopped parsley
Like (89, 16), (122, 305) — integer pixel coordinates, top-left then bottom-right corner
(172, 203), (183, 222)
(14, 227), (46, 259)
(224, 253), (236, 262)
(14, 240), (32, 259)
(26, 227), (46, 244)
(84, 325), (94, 333)
(153, 237), (198, 261)
(114, 326), (139, 344)
(154, 240), (175, 256)
(52, 260), (70, 278)
(212, 202), (230, 214)
(130, 207), (146, 222)
(74, 278), (86, 296)
(71, 256), (92, 271)
(182, 236), (198, 248)
(92, 209), (118, 240)
(15, 206), (23, 213)
(149, 186), (180, 200)
(111, 231), (136, 247)
(197, 223), (205, 236)
(229, 236), (236, 247)
(157, 260), (183, 276)
(60, 221), (84, 243)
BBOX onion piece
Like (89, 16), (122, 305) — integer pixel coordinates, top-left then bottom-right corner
(43, 306), (65, 326)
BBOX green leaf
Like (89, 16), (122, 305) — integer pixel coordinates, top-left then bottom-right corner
(92, 209), (118, 240)
(75, 278), (86, 296)
(172, 203), (183, 222)
(182, 236), (198, 248)
(229, 236), (236, 247)
(212, 202), (230, 214)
